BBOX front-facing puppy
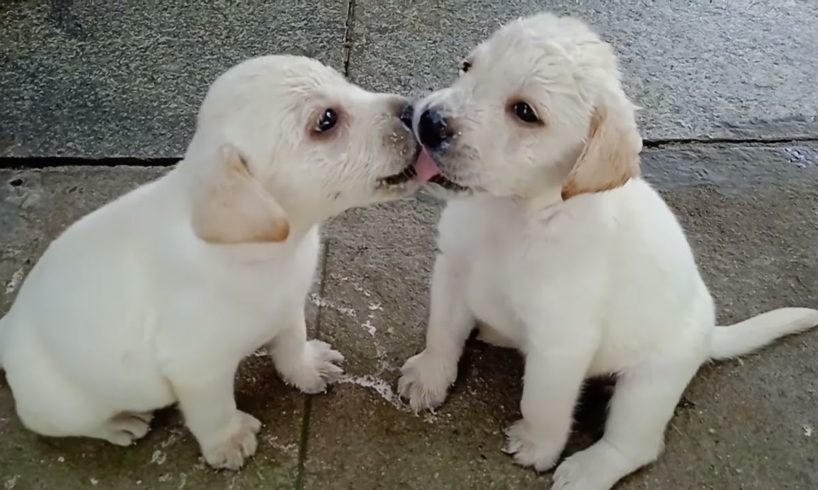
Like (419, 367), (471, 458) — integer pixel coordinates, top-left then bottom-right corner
(398, 13), (818, 490)
(0, 55), (419, 470)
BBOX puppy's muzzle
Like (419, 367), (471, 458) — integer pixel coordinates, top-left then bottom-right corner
(378, 99), (421, 189)
(408, 105), (471, 193)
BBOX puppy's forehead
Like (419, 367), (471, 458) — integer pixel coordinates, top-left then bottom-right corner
(467, 35), (573, 94)
(468, 14), (615, 95)
(199, 56), (348, 120)
(280, 63), (347, 97)
(479, 19), (577, 65)
(213, 56), (344, 100)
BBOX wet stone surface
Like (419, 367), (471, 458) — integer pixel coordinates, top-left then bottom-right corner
(347, 0), (818, 141)
(0, 0), (347, 158)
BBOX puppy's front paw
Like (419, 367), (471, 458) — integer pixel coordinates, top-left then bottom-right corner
(551, 441), (627, 490)
(397, 350), (455, 412)
(503, 419), (563, 472)
(202, 411), (262, 470)
(284, 340), (344, 394)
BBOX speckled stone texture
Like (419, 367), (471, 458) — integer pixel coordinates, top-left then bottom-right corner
(0, 0), (347, 158)
(3, 1), (817, 157)
(346, 0), (818, 141)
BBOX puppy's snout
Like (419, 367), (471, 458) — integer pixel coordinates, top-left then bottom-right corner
(418, 108), (451, 150)
(399, 104), (414, 129)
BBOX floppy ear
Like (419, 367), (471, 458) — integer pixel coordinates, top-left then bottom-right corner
(561, 101), (642, 200)
(191, 144), (290, 244)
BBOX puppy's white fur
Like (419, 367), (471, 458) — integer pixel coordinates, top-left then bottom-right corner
(0, 55), (417, 469)
(398, 13), (818, 489)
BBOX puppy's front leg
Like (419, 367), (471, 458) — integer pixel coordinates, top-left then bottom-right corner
(170, 366), (261, 470)
(398, 254), (474, 411)
(504, 314), (599, 472)
(268, 307), (344, 394)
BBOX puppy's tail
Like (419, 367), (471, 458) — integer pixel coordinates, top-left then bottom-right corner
(709, 308), (818, 361)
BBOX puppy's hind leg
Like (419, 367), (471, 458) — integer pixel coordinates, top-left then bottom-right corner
(13, 387), (152, 446)
(551, 353), (702, 490)
(168, 364), (261, 470)
(7, 359), (150, 445)
(504, 337), (596, 472)
(398, 254), (475, 412)
(87, 411), (155, 446)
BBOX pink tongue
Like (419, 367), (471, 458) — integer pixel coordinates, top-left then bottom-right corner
(414, 148), (441, 183)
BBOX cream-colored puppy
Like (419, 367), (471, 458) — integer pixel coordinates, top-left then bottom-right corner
(0, 55), (419, 470)
(397, 13), (818, 490)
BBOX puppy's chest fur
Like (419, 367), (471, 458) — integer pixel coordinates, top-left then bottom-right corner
(181, 229), (321, 350)
(437, 198), (533, 345)
(435, 183), (713, 375)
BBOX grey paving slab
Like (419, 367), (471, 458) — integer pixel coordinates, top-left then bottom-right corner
(0, 0), (347, 158)
(347, 0), (818, 141)
(642, 143), (818, 192)
(304, 197), (544, 489)
(0, 167), (312, 489)
(303, 146), (818, 488)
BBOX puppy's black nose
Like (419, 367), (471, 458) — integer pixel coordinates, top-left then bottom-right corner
(399, 103), (414, 129)
(418, 108), (451, 150)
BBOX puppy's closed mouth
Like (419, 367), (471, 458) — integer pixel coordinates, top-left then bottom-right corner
(380, 165), (417, 186)
(415, 148), (470, 192)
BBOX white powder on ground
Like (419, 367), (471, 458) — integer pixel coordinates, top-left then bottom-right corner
(4, 268), (23, 295)
(309, 293), (356, 318)
(338, 374), (407, 412)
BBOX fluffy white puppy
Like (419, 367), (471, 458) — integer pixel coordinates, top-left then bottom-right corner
(0, 55), (419, 470)
(397, 13), (818, 490)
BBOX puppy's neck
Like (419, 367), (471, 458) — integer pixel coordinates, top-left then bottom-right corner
(517, 186), (565, 219)
(209, 223), (318, 262)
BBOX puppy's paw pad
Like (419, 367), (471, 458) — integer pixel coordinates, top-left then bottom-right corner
(503, 419), (561, 472)
(288, 340), (344, 394)
(202, 411), (261, 470)
(397, 351), (454, 412)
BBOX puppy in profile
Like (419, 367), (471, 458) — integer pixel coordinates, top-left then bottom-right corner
(0, 55), (419, 470)
(398, 13), (818, 489)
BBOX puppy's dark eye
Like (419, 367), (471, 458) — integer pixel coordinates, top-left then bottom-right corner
(460, 60), (472, 73)
(511, 102), (540, 124)
(315, 108), (338, 133)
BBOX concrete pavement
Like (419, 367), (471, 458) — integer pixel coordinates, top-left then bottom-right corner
(2, 1), (817, 489)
